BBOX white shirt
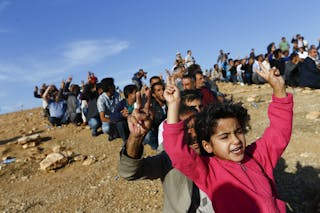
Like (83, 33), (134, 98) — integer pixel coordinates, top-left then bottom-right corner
(298, 51), (308, 59)
(262, 60), (271, 71)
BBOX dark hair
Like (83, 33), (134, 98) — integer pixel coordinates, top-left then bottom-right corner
(182, 74), (195, 81)
(149, 76), (161, 85)
(179, 105), (198, 146)
(187, 64), (202, 76)
(70, 84), (80, 95)
(179, 105), (198, 118)
(101, 77), (115, 92)
(289, 52), (299, 60)
(123, 84), (137, 98)
(96, 83), (103, 90)
(273, 49), (282, 59)
(195, 101), (250, 155)
(181, 89), (202, 105)
(194, 70), (203, 76)
(151, 82), (164, 93)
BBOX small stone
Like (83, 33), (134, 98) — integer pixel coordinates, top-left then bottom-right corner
(29, 142), (36, 147)
(73, 155), (86, 162)
(21, 176), (28, 181)
(22, 144), (29, 149)
(39, 153), (68, 171)
(22, 142), (37, 149)
(246, 95), (261, 103)
(82, 156), (97, 166)
(17, 134), (41, 145)
(62, 150), (74, 158)
(306, 111), (320, 120)
(52, 145), (63, 153)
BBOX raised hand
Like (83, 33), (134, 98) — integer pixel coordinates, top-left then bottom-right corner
(164, 75), (180, 105)
(258, 64), (286, 98)
(127, 91), (153, 137)
(164, 75), (180, 124)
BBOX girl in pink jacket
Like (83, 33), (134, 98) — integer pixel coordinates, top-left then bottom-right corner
(163, 67), (293, 213)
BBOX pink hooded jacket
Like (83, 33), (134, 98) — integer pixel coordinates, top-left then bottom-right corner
(164, 94), (293, 213)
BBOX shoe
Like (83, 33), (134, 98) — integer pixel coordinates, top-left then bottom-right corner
(108, 135), (115, 141)
(91, 129), (97, 137)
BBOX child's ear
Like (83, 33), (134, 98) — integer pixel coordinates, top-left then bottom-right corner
(202, 140), (213, 153)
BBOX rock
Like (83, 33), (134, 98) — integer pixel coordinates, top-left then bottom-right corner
(306, 111), (320, 120)
(17, 134), (41, 145)
(22, 142), (37, 149)
(21, 176), (28, 181)
(39, 153), (68, 171)
(52, 145), (64, 153)
(82, 155), (97, 166)
(73, 155), (86, 162)
(246, 95), (261, 103)
(62, 150), (74, 158)
(22, 144), (29, 149)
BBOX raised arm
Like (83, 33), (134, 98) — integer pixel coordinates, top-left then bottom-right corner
(119, 92), (171, 180)
(164, 75), (180, 124)
(163, 75), (211, 186)
(247, 65), (293, 169)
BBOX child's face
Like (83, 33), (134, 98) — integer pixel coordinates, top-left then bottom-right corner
(203, 118), (246, 162)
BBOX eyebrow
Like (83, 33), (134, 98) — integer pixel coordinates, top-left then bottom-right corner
(216, 127), (242, 137)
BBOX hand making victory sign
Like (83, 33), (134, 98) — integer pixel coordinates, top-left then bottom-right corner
(164, 74), (181, 124)
(127, 91), (153, 137)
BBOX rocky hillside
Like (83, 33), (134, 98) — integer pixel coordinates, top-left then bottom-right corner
(0, 82), (319, 212)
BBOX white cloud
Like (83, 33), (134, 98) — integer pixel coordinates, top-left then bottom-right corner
(62, 39), (130, 66)
(0, 39), (130, 83)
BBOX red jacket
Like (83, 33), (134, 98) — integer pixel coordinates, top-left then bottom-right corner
(199, 87), (218, 107)
(164, 94), (293, 213)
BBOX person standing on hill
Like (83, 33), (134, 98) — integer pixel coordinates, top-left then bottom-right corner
(279, 37), (290, 52)
(132, 69), (147, 91)
(185, 50), (196, 68)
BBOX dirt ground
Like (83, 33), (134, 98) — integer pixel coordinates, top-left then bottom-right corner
(0, 82), (319, 213)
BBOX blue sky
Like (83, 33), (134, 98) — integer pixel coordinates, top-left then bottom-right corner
(0, 0), (320, 114)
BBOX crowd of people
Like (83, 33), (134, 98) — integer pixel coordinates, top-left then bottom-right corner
(33, 34), (319, 212)
(212, 34), (320, 89)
